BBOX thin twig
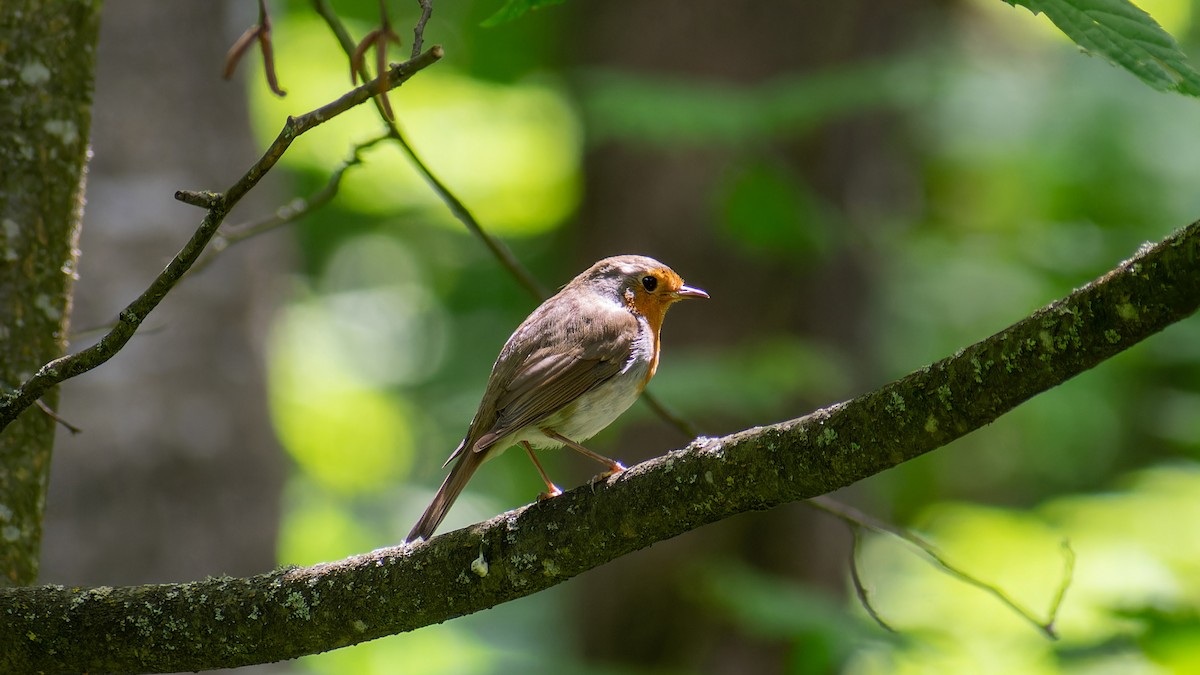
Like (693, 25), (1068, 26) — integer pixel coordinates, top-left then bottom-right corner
(640, 390), (700, 438)
(312, 0), (698, 440)
(191, 133), (392, 276)
(412, 0), (434, 59)
(257, 1), (286, 97)
(848, 527), (895, 633)
(383, 127), (549, 298)
(223, 0), (286, 96)
(35, 399), (81, 435)
(175, 190), (221, 209)
(350, 0), (400, 119)
(223, 26), (261, 80)
(808, 496), (1070, 639)
(312, 0), (546, 299)
(0, 47), (444, 433)
(1045, 538), (1074, 634)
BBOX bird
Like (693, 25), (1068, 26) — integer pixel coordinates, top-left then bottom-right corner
(406, 255), (708, 542)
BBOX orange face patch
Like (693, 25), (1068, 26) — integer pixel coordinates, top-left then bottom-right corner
(624, 268), (685, 327)
(623, 267), (691, 386)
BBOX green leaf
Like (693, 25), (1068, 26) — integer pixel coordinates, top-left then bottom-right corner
(1005, 0), (1200, 96)
(482, 0), (567, 27)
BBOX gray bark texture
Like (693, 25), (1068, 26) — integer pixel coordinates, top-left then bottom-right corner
(37, 0), (288, 590)
(0, 219), (1196, 674)
(0, 0), (101, 586)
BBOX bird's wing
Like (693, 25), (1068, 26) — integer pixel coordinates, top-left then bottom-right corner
(470, 299), (639, 453)
(412, 304), (633, 540)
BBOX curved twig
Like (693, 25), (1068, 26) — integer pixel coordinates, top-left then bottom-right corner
(0, 47), (444, 433)
(312, 0), (697, 438)
(413, 0), (434, 59)
(809, 496), (1072, 638)
(313, 0), (546, 300)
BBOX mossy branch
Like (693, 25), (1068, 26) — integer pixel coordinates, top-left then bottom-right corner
(1, 221), (1196, 674)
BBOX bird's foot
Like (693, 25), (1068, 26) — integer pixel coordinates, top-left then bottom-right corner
(589, 462), (626, 488)
(537, 485), (564, 501)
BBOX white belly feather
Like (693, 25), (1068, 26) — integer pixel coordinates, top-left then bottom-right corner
(510, 316), (654, 451)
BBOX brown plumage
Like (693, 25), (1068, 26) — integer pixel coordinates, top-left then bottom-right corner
(406, 255), (707, 542)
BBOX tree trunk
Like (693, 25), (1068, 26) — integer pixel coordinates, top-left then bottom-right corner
(0, 0), (101, 586)
(37, 0), (289, 589)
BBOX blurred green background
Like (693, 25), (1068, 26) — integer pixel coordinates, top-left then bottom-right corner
(243, 0), (1200, 672)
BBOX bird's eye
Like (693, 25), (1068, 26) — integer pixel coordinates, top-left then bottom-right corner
(641, 275), (658, 292)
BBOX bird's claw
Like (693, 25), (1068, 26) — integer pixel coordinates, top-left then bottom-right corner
(537, 485), (564, 501)
(589, 462), (627, 485)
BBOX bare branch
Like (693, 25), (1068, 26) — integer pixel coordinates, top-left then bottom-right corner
(1046, 539), (1075, 634)
(191, 133), (392, 275)
(0, 46), (445, 433)
(313, 0), (698, 439)
(222, 25), (260, 80)
(34, 399), (81, 435)
(413, 0), (434, 59)
(809, 496), (1070, 638)
(350, 0), (401, 118)
(258, 5), (286, 97)
(175, 190), (221, 209)
(2, 219), (1196, 673)
(640, 389), (701, 438)
(312, 0), (546, 299)
(847, 527), (895, 633)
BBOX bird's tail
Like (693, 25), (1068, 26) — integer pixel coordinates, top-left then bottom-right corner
(406, 450), (483, 543)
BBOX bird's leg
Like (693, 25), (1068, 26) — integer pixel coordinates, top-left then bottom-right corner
(522, 441), (563, 500)
(540, 429), (627, 481)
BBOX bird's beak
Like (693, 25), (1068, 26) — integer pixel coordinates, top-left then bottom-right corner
(673, 284), (709, 300)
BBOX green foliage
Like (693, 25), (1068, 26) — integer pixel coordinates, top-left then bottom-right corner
(852, 467), (1200, 672)
(486, 0), (1200, 99)
(579, 62), (926, 146)
(1005, 0), (1200, 95)
(248, 13), (583, 238)
(240, 0), (1200, 673)
(481, 0), (567, 27)
(689, 561), (900, 672)
(651, 338), (850, 421)
(717, 161), (836, 259)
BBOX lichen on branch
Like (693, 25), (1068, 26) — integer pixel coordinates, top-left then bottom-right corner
(1, 220), (1196, 674)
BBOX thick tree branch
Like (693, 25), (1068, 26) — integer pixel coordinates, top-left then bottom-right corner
(0, 46), (444, 434)
(2, 221), (1196, 673)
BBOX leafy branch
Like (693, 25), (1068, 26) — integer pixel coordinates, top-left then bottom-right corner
(2, 219), (1196, 674)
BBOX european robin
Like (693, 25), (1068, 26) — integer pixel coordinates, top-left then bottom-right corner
(406, 255), (708, 542)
